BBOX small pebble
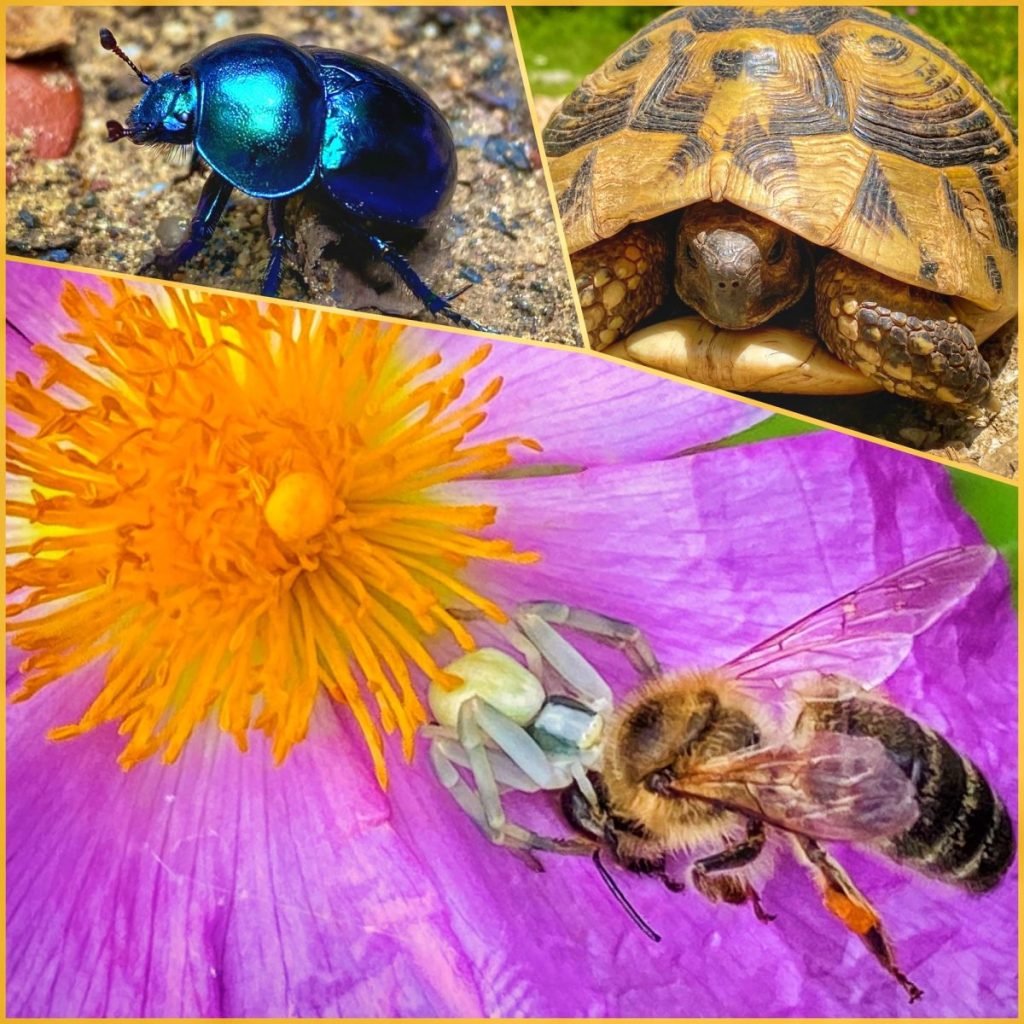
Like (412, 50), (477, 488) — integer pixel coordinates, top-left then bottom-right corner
(6, 7), (76, 59)
(163, 22), (191, 47)
(17, 209), (38, 229)
(46, 249), (71, 263)
(460, 267), (483, 284)
(6, 59), (83, 158)
(482, 136), (532, 172)
(82, 192), (98, 208)
(486, 210), (517, 238)
(156, 216), (189, 249)
(898, 427), (929, 447)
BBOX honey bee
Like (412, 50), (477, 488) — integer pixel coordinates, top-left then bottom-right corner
(424, 546), (1014, 1001)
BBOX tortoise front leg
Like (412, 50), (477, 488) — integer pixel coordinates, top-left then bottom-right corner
(574, 222), (668, 349)
(815, 252), (992, 408)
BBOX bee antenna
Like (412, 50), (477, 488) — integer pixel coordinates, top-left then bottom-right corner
(592, 850), (661, 943)
(99, 28), (153, 86)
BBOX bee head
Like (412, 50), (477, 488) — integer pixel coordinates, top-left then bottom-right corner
(615, 687), (721, 790)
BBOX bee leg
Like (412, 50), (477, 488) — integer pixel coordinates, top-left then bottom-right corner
(618, 852), (686, 893)
(516, 602), (662, 680)
(795, 836), (923, 1003)
(691, 820), (775, 923)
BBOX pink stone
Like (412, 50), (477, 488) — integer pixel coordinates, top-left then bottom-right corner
(5, 59), (83, 159)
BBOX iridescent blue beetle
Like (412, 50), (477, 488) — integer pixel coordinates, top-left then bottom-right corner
(101, 28), (481, 329)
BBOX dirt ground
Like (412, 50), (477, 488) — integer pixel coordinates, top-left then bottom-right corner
(6, 6), (582, 345)
(532, 93), (1019, 480)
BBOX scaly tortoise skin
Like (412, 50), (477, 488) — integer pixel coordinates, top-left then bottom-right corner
(545, 6), (1018, 407)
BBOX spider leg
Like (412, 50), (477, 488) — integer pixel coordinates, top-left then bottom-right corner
(427, 699), (592, 859)
(517, 602), (662, 681)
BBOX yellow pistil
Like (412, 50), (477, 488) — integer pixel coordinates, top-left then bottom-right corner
(7, 280), (540, 786)
(264, 470), (335, 546)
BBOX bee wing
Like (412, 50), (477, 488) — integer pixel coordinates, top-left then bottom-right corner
(723, 546), (996, 693)
(663, 731), (920, 842)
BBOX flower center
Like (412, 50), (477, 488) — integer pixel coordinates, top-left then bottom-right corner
(7, 280), (540, 785)
(264, 470), (334, 546)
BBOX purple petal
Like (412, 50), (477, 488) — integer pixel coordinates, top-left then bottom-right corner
(449, 431), (1017, 1015)
(5, 262), (114, 377)
(8, 429), (1015, 1017)
(404, 327), (772, 464)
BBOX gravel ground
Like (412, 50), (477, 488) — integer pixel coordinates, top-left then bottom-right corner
(531, 95), (1019, 479)
(6, 6), (582, 345)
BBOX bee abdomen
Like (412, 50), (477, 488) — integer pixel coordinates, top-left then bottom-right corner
(808, 698), (1014, 892)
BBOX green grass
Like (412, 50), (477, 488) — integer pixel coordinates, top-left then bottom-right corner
(949, 468), (1019, 604)
(516, 5), (1018, 114)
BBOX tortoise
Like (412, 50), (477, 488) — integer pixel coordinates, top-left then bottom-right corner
(544, 6), (1018, 408)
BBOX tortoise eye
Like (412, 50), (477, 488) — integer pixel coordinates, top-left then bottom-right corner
(767, 238), (786, 264)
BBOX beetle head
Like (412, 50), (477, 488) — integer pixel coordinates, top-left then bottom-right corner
(124, 72), (198, 145)
(101, 28), (197, 146)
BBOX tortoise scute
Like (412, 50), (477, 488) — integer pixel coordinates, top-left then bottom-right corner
(629, 35), (705, 136)
(543, 82), (637, 158)
(548, 4), (1016, 398)
(614, 36), (654, 72)
(974, 166), (1018, 254)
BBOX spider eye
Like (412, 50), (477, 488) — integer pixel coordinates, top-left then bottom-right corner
(766, 237), (786, 264)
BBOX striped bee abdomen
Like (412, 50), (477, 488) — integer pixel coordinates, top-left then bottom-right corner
(806, 697), (1014, 892)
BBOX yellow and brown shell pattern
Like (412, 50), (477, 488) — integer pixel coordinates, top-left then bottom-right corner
(545, 6), (1018, 333)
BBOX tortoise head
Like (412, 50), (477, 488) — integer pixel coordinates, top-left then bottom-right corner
(674, 203), (810, 329)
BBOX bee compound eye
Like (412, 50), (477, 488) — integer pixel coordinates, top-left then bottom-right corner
(644, 767), (676, 795)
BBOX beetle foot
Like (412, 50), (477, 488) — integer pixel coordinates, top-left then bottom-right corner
(363, 229), (490, 333)
(138, 252), (183, 282)
(436, 305), (490, 332)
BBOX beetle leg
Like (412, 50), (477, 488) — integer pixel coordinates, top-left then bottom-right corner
(263, 197), (290, 297)
(170, 148), (204, 186)
(362, 230), (488, 332)
(141, 171), (233, 279)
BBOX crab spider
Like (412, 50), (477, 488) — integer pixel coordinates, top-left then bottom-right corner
(421, 602), (661, 863)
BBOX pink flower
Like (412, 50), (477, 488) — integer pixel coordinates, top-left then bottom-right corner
(6, 262), (1016, 1017)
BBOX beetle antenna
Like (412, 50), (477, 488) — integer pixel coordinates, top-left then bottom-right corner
(592, 850), (661, 943)
(99, 28), (153, 86)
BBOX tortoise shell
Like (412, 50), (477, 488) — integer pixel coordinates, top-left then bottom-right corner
(545, 6), (1018, 318)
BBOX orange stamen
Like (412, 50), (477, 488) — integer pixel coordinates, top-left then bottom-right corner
(7, 281), (539, 785)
